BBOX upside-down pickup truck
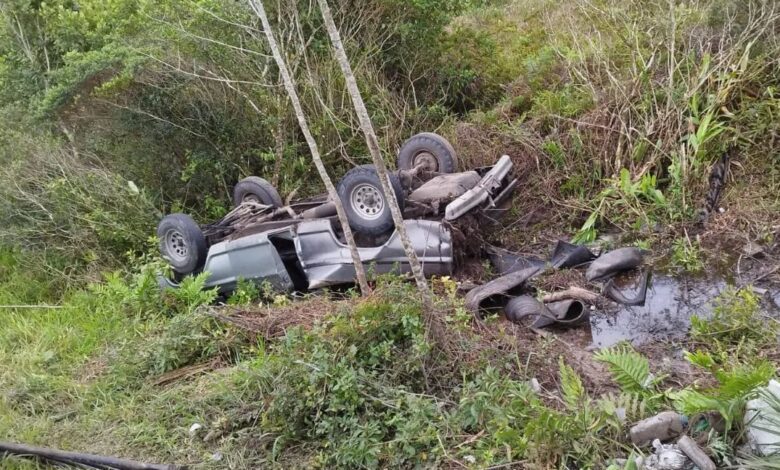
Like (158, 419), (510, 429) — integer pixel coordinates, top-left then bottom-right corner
(157, 133), (516, 293)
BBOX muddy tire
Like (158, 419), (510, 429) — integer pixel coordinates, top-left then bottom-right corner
(337, 164), (405, 236)
(397, 132), (458, 173)
(157, 213), (208, 275)
(233, 176), (283, 208)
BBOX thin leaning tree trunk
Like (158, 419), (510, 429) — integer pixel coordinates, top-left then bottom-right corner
(247, 0), (370, 295)
(315, 0), (433, 308)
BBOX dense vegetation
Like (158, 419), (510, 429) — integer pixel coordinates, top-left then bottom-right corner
(0, 0), (778, 468)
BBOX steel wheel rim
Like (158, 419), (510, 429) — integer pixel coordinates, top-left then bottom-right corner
(412, 151), (438, 172)
(164, 229), (188, 263)
(350, 183), (384, 220)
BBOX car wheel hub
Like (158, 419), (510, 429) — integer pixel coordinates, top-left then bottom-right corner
(165, 230), (188, 262)
(351, 184), (384, 220)
(413, 152), (438, 172)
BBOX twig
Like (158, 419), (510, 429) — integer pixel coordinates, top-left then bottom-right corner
(542, 287), (601, 304)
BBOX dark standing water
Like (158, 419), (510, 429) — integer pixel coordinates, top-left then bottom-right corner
(589, 274), (727, 348)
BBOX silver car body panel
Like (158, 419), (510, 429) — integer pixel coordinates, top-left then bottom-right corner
(198, 226), (296, 292)
(296, 219), (453, 289)
(444, 154), (513, 220)
(161, 219), (453, 293)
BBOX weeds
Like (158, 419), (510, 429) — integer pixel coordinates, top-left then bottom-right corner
(671, 236), (705, 273)
(690, 287), (775, 359)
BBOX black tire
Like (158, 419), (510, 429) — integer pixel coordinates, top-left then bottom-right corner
(397, 132), (458, 173)
(337, 164), (405, 236)
(157, 213), (208, 275)
(233, 176), (283, 207)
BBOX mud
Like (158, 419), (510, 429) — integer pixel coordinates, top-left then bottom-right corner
(589, 274), (726, 348)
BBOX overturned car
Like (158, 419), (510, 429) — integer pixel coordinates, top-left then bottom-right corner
(157, 133), (516, 293)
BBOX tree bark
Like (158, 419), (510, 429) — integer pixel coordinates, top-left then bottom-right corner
(247, 0), (370, 295)
(315, 0), (434, 308)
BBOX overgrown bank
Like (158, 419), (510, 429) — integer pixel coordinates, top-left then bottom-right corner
(1, 264), (778, 468)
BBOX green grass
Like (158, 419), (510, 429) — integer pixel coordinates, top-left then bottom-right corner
(1, 261), (777, 468)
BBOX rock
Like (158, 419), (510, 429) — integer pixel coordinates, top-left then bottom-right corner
(745, 379), (780, 456)
(630, 411), (687, 447)
(529, 378), (542, 394)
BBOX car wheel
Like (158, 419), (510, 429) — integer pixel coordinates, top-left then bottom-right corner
(233, 176), (283, 207)
(157, 213), (208, 275)
(337, 164), (405, 236)
(397, 132), (458, 173)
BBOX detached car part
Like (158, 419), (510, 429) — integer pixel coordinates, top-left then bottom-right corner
(550, 240), (596, 269)
(465, 266), (543, 317)
(585, 247), (644, 281)
(445, 155), (513, 220)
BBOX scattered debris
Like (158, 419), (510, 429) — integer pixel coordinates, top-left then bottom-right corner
(505, 295), (554, 327)
(188, 423), (203, 437)
(486, 245), (545, 276)
(604, 270), (651, 306)
(745, 379), (780, 457)
(550, 240), (596, 269)
(465, 266), (542, 316)
(676, 435), (716, 470)
(586, 247), (644, 281)
(545, 299), (589, 327)
(643, 439), (691, 470)
(529, 378), (542, 394)
(630, 411), (688, 447)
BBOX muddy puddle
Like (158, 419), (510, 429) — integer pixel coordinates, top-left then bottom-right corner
(588, 274), (726, 348)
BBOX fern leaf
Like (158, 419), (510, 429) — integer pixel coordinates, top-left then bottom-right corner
(594, 345), (652, 393)
(559, 357), (585, 408)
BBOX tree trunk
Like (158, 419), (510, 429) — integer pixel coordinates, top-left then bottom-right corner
(315, 0), (433, 308)
(247, 0), (370, 295)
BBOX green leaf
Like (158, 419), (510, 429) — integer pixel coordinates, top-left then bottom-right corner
(594, 345), (653, 393)
(559, 357), (585, 408)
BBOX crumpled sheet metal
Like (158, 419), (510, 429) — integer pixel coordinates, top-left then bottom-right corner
(445, 155), (513, 220)
(586, 247), (644, 281)
(465, 266), (544, 316)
